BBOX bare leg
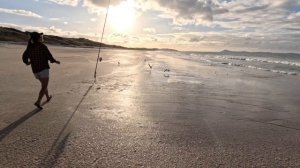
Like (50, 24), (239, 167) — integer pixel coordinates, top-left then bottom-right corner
(45, 88), (49, 98)
(45, 88), (52, 101)
(35, 78), (49, 106)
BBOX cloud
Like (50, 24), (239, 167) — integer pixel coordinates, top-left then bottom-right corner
(82, 0), (107, 15)
(208, 0), (300, 39)
(131, 0), (299, 29)
(84, 0), (123, 7)
(48, 0), (80, 6)
(268, 0), (300, 9)
(233, 5), (269, 13)
(172, 26), (184, 31)
(159, 0), (214, 20)
(82, 0), (141, 16)
(189, 36), (204, 43)
(90, 18), (97, 22)
(49, 18), (61, 21)
(133, 0), (230, 25)
(143, 27), (156, 34)
(0, 23), (74, 36)
(48, 0), (121, 8)
(0, 23), (101, 41)
(82, 0), (225, 25)
(0, 8), (42, 18)
(287, 12), (300, 20)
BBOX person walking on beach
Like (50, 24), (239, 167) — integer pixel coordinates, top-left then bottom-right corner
(22, 32), (60, 109)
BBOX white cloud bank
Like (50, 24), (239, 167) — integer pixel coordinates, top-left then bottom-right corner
(0, 23), (101, 41)
(143, 27), (156, 34)
(0, 8), (42, 18)
(48, 0), (81, 6)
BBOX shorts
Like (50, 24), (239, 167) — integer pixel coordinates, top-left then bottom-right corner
(34, 69), (49, 79)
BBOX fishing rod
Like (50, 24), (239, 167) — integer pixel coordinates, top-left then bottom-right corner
(94, 0), (111, 82)
(44, 1), (111, 155)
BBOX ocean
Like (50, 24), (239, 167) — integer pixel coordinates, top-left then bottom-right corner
(158, 51), (299, 74)
(143, 50), (300, 83)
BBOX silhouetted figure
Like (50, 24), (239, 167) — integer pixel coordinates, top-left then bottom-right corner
(148, 63), (152, 69)
(22, 32), (60, 109)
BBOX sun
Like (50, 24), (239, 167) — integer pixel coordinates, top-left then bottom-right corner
(108, 0), (137, 33)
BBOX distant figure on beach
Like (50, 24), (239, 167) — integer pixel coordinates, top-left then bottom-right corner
(148, 63), (152, 69)
(22, 32), (60, 109)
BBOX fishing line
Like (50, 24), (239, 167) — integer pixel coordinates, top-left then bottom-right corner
(94, 0), (111, 83)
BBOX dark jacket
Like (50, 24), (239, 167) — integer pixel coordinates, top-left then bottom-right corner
(22, 42), (57, 73)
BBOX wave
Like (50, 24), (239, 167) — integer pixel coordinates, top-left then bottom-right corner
(217, 62), (298, 75)
(214, 56), (300, 67)
(188, 53), (299, 76)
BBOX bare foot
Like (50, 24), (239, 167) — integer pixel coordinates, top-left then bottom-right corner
(34, 102), (43, 109)
(46, 95), (52, 102)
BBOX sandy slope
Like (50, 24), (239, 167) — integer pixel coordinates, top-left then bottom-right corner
(0, 44), (300, 167)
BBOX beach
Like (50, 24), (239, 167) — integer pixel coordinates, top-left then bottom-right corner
(0, 44), (300, 167)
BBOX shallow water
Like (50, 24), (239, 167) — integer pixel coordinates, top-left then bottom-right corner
(184, 51), (300, 76)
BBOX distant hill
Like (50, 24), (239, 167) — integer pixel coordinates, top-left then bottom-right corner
(192, 49), (300, 57)
(0, 27), (126, 48)
(0, 27), (177, 51)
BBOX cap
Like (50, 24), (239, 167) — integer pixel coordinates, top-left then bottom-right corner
(30, 32), (43, 39)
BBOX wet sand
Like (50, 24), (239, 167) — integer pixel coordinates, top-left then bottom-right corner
(0, 44), (300, 167)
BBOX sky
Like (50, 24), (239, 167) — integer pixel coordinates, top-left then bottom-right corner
(0, 0), (299, 53)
